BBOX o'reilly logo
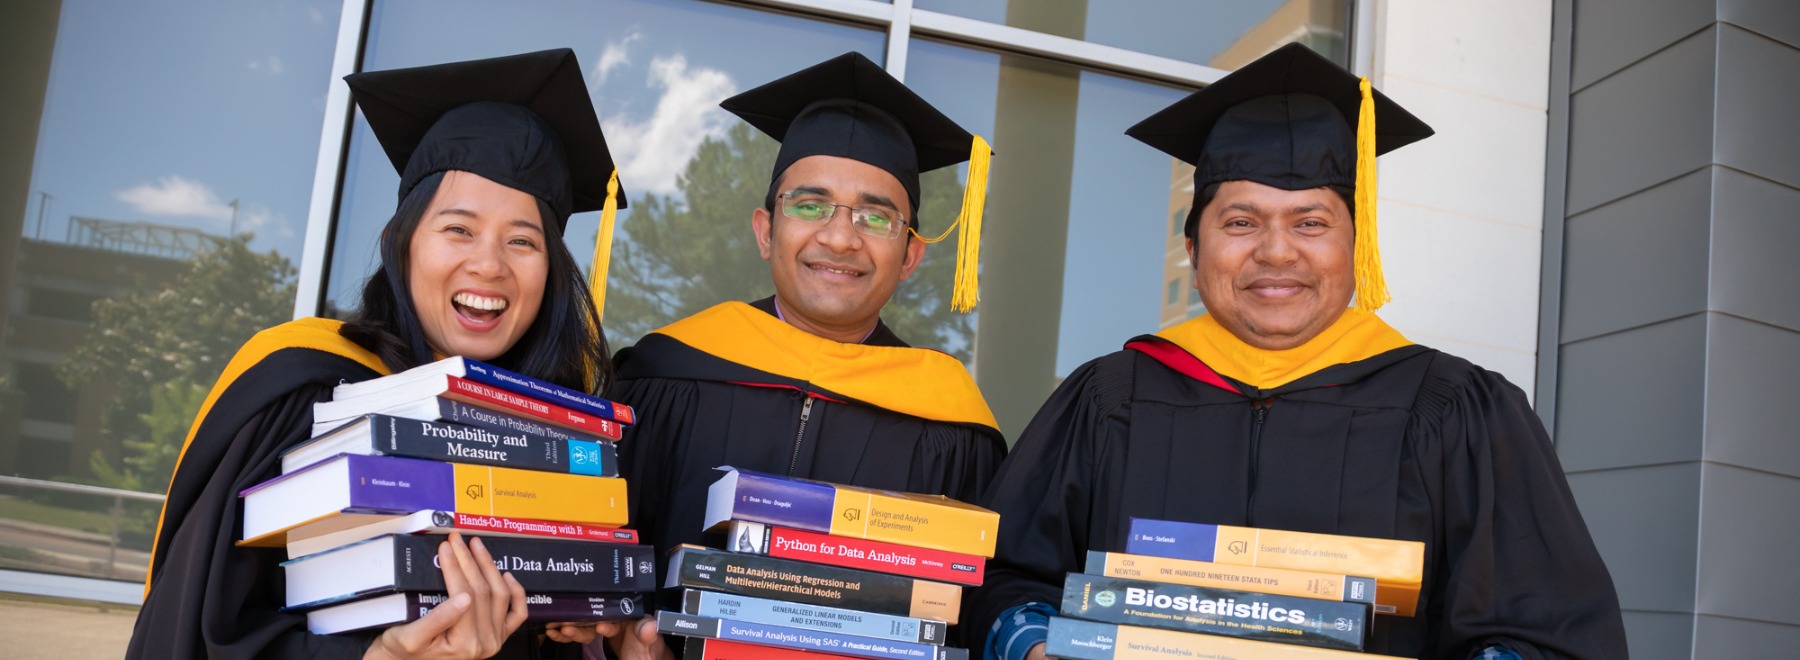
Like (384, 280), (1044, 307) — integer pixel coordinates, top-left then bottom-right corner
(1093, 590), (1117, 607)
(952, 563), (977, 573)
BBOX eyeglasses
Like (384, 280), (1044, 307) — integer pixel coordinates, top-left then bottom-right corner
(776, 191), (907, 239)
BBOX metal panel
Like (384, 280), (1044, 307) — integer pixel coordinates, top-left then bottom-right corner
(1570, 0), (1715, 90)
(1710, 168), (1800, 333)
(1566, 27), (1716, 215)
(1721, 0), (1800, 51)
(1694, 614), (1800, 659)
(1715, 24), (1800, 190)
(1565, 463), (1701, 613)
(1696, 464), (1800, 625)
(1537, 0), (1576, 430)
(1560, 169), (1712, 343)
(1621, 611), (1698, 660)
(1702, 315), (1800, 478)
(1556, 315), (1707, 472)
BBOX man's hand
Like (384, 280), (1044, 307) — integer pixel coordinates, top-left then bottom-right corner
(585, 616), (675, 660)
(1025, 642), (1047, 660)
(364, 533), (528, 659)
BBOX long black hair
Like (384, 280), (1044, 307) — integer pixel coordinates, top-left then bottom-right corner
(340, 171), (612, 392)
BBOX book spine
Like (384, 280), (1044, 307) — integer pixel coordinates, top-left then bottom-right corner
(426, 590), (648, 622)
(442, 376), (619, 438)
(1045, 617), (1406, 660)
(389, 534), (656, 593)
(436, 397), (619, 442)
(668, 547), (962, 624)
(344, 455), (457, 512)
(680, 589), (948, 646)
(826, 490), (998, 558)
(719, 470), (999, 557)
(1059, 573), (1368, 651)
(1083, 551), (1377, 606)
(715, 470), (842, 532)
(657, 612), (967, 660)
(685, 637), (861, 660)
(1125, 518), (1425, 585)
(730, 521), (985, 586)
(370, 415), (618, 477)
(459, 359), (636, 425)
(450, 463), (628, 527)
(450, 512), (639, 544)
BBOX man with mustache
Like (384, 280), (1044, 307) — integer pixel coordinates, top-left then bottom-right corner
(589, 52), (1006, 658)
(966, 44), (1626, 660)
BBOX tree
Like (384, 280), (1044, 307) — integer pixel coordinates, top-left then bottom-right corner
(61, 235), (296, 493)
(604, 122), (974, 360)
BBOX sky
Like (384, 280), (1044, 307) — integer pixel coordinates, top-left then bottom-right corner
(26, 0), (1310, 377)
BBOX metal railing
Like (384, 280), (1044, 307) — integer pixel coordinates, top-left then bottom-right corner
(0, 475), (163, 582)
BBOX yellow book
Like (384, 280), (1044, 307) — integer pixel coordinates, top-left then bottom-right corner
(451, 462), (626, 526)
(1047, 617), (1409, 660)
(1128, 517), (1424, 616)
(703, 467), (999, 557)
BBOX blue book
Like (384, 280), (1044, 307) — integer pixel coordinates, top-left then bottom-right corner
(656, 611), (968, 660)
(677, 589), (947, 646)
(331, 356), (635, 425)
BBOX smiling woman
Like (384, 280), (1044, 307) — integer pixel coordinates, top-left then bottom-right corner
(126, 49), (621, 660)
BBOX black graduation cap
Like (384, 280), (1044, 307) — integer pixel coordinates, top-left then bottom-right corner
(1127, 43), (1434, 312)
(721, 52), (993, 313)
(344, 47), (626, 232)
(344, 48), (628, 322)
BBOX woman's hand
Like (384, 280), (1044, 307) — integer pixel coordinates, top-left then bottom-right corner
(584, 617), (676, 660)
(364, 533), (528, 659)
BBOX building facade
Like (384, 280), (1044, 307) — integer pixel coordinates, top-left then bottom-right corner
(1, 0), (1794, 656)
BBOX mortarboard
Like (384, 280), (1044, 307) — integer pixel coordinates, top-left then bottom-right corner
(344, 48), (627, 321)
(721, 52), (992, 313)
(1127, 42), (1434, 312)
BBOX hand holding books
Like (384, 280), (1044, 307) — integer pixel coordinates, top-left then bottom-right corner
(363, 533), (526, 660)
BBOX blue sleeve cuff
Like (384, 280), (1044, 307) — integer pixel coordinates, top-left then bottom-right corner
(985, 602), (1056, 660)
(1475, 646), (1522, 660)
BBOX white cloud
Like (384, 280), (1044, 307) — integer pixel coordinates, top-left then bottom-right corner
(247, 55), (284, 75)
(605, 54), (737, 196)
(592, 31), (643, 88)
(118, 176), (235, 222)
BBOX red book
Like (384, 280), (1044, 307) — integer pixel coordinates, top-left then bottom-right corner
(685, 638), (859, 660)
(314, 374), (624, 439)
(725, 520), (985, 586)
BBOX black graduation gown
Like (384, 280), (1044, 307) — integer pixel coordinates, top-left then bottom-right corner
(966, 339), (1627, 660)
(126, 318), (581, 659)
(610, 298), (1007, 572)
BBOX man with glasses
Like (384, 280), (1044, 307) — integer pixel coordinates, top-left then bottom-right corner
(582, 52), (1006, 657)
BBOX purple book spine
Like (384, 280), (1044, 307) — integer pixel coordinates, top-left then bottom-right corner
(345, 455), (457, 513)
(457, 358), (627, 423)
(1124, 517), (1220, 563)
(729, 470), (839, 532)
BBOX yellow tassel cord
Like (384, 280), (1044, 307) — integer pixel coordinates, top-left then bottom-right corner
(589, 168), (620, 324)
(909, 135), (990, 313)
(1352, 77), (1388, 313)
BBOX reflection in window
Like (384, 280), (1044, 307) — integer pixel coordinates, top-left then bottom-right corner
(326, 0), (889, 351)
(2, 0), (335, 586)
(913, 0), (1352, 68)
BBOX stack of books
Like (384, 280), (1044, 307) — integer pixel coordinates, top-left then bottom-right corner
(657, 467), (996, 660)
(1045, 518), (1425, 659)
(235, 356), (656, 634)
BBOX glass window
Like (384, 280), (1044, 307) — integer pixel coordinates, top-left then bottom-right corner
(913, 0), (1353, 68)
(324, 0), (888, 351)
(2, 0), (339, 588)
(903, 39), (1192, 434)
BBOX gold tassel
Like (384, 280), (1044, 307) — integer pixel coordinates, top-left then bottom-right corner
(911, 135), (990, 313)
(1352, 77), (1388, 313)
(589, 168), (620, 324)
